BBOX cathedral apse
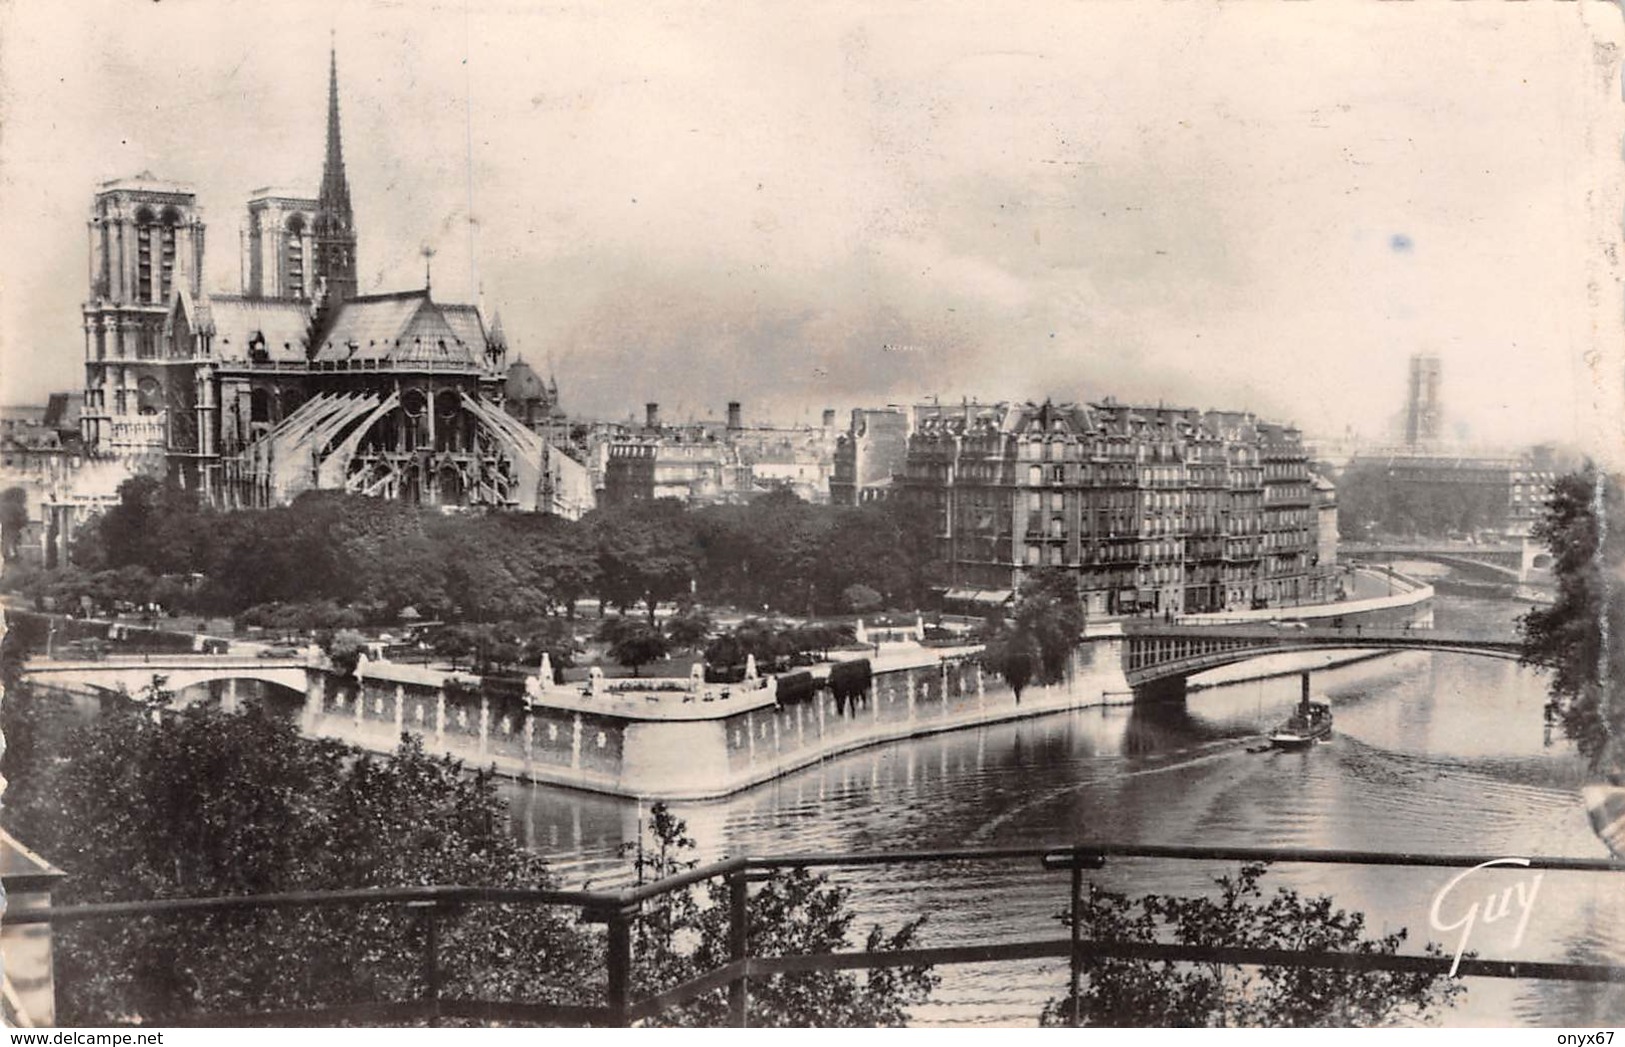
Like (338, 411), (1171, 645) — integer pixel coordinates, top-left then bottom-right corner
(78, 49), (589, 518)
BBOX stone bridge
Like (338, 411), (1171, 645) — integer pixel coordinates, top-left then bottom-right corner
(20, 654), (316, 703)
(1120, 622), (1527, 700)
(1348, 541), (1552, 585)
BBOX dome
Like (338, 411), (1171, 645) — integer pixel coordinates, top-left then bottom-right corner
(505, 359), (550, 403)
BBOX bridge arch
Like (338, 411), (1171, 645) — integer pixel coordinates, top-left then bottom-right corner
(1120, 626), (1530, 695)
(21, 659), (315, 702)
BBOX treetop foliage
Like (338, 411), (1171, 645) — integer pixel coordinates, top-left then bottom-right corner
(1520, 465), (1625, 774)
(12, 480), (933, 627)
(0, 691), (593, 1025)
(979, 567), (1086, 699)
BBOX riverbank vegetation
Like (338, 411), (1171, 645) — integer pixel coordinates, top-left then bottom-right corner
(1519, 464), (1625, 774)
(977, 568), (1087, 700)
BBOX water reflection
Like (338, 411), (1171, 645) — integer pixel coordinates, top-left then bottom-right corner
(500, 597), (1622, 1025)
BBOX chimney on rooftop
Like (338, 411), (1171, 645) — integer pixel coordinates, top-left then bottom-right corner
(822, 408), (836, 430)
(727, 401), (742, 431)
(646, 402), (660, 430)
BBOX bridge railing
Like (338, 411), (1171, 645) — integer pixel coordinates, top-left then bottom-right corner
(12, 842), (1623, 1027)
(1127, 621), (1516, 643)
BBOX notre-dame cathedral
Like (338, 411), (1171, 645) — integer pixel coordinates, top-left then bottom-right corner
(77, 50), (590, 518)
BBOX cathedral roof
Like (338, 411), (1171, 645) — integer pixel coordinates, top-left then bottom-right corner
(97, 172), (194, 198)
(438, 303), (489, 355)
(198, 294), (312, 362)
(310, 289), (488, 369)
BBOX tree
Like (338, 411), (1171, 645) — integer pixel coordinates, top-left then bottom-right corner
(982, 632), (1037, 701)
(842, 583), (883, 615)
(784, 621), (855, 661)
(1, 484), (28, 562)
(1040, 862), (1464, 1027)
(1520, 465), (1625, 774)
(517, 616), (581, 677)
(705, 619), (793, 674)
(626, 803), (937, 1026)
(75, 476), (209, 577)
(664, 606), (716, 652)
(979, 568), (1084, 700)
(591, 501), (697, 623)
(322, 627), (369, 675)
(597, 616), (671, 676)
(829, 658), (872, 713)
(0, 694), (595, 1025)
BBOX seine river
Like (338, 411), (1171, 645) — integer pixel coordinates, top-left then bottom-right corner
(500, 593), (1625, 1027)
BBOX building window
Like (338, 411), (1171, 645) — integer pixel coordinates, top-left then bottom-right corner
(135, 207), (154, 304)
(159, 208), (179, 301)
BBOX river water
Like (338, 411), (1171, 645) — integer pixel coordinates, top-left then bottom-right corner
(500, 593), (1625, 1026)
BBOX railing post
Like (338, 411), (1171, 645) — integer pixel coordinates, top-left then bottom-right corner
(728, 869), (750, 1028)
(605, 907), (634, 1027)
(1069, 862), (1083, 1028)
(412, 900), (443, 1026)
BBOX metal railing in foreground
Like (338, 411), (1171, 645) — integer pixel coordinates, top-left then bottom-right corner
(12, 843), (1625, 1027)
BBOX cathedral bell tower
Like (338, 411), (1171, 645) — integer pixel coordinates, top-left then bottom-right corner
(313, 48), (359, 306)
(81, 174), (204, 454)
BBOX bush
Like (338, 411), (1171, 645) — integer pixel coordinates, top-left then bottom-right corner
(627, 804), (938, 1026)
(0, 697), (596, 1024)
(829, 659), (872, 712)
(1041, 862), (1464, 1027)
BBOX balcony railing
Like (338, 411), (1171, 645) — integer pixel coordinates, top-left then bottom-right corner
(13, 842), (1625, 1028)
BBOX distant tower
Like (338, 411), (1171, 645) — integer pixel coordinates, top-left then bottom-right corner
(312, 48), (358, 304)
(1404, 353), (1442, 449)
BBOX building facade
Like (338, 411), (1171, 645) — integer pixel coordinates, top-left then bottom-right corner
(601, 401), (838, 507)
(831, 407), (910, 506)
(1343, 450), (1559, 540)
(899, 399), (1329, 616)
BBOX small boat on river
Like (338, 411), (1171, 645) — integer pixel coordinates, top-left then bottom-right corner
(1269, 672), (1332, 749)
(1269, 701), (1332, 748)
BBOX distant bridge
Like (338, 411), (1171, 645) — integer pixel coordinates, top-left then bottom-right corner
(21, 654), (316, 700)
(1120, 621), (1528, 698)
(1347, 541), (1552, 585)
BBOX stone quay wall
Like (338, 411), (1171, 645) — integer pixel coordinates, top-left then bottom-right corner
(298, 640), (1133, 801)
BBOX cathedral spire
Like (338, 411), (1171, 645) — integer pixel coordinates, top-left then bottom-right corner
(313, 45), (359, 304)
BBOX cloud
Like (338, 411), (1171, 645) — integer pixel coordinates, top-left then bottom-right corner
(0, 0), (1612, 453)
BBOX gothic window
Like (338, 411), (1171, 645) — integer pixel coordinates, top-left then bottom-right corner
(159, 207), (180, 301)
(97, 223), (111, 298)
(134, 207), (155, 304)
(136, 376), (162, 416)
(136, 322), (158, 360)
(283, 214), (307, 299)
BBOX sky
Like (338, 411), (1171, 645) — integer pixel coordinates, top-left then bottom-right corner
(2, 0), (1621, 452)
